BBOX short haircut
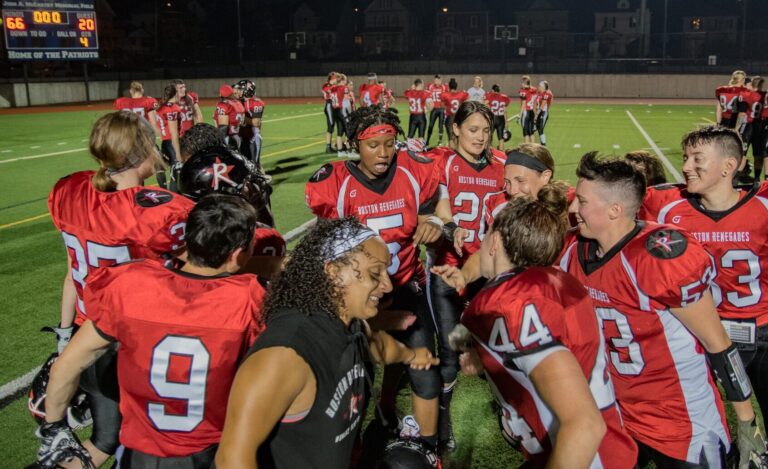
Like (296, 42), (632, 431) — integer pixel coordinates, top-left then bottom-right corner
(492, 196), (566, 268)
(576, 151), (646, 217)
(521, 75), (531, 86)
(681, 125), (744, 167)
(624, 150), (667, 186)
(185, 194), (257, 268)
(414, 79), (423, 86)
(180, 123), (225, 161)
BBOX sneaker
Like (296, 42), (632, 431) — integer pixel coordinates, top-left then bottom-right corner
(399, 414), (421, 439)
(325, 145), (333, 154)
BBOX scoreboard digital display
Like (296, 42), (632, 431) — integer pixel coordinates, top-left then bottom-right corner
(2, 0), (98, 60)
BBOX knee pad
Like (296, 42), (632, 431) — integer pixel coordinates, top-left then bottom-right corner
(407, 365), (441, 400)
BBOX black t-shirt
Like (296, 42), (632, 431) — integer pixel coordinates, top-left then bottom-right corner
(252, 310), (369, 469)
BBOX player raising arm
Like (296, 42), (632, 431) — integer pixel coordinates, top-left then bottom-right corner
(215, 218), (438, 469)
(436, 196), (638, 468)
(561, 152), (767, 468)
(37, 195), (264, 469)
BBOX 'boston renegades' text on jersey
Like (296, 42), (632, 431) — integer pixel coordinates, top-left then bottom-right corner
(558, 222), (729, 462)
(48, 171), (193, 324)
(85, 260), (265, 457)
(641, 182), (768, 326)
(431, 149), (505, 266)
(462, 267), (637, 468)
(305, 151), (440, 286)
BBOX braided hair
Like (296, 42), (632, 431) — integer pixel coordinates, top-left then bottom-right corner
(346, 104), (404, 150)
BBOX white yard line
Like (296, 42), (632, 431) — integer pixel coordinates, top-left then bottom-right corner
(626, 110), (683, 183)
(0, 366), (41, 402)
(0, 112), (324, 165)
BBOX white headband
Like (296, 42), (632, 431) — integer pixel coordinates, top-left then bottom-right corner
(322, 225), (378, 261)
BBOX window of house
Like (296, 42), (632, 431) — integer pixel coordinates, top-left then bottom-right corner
(611, 17), (616, 28)
(691, 17), (701, 31)
(629, 16), (637, 28)
(377, 14), (384, 26)
(470, 15), (478, 28)
(390, 15), (398, 27)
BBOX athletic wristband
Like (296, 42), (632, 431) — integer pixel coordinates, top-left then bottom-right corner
(425, 215), (443, 228)
(443, 221), (458, 242)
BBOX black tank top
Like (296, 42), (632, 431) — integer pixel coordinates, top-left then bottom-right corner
(252, 310), (369, 469)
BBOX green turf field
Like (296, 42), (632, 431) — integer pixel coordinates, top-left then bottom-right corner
(0, 101), (720, 467)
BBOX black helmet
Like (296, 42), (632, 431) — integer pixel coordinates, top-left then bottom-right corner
(179, 146), (272, 221)
(502, 128), (512, 142)
(28, 353), (92, 429)
(376, 438), (440, 469)
(237, 79), (256, 98)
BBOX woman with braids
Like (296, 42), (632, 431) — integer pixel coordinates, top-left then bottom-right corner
(215, 217), (439, 469)
(305, 104), (444, 451)
(425, 100), (505, 452)
(433, 197), (638, 468)
(41, 111), (193, 468)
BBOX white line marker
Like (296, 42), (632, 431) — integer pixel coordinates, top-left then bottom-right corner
(565, 109), (570, 112)
(626, 110), (683, 183)
(57, 142), (67, 145)
(585, 109), (591, 112)
(81, 139), (87, 142)
(667, 110), (672, 114)
(1, 150), (11, 153)
(283, 218), (317, 244)
(645, 110), (651, 113)
(0, 366), (41, 402)
(0, 147), (87, 164)
(612, 144), (620, 149)
(573, 143), (581, 148)
(30, 145), (40, 149)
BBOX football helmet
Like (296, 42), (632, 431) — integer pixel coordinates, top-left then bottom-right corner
(179, 146), (274, 226)
(237, 79), (256, 98)
(377, 438), (441, 469)
(28, 353), (92, 429)
(502, 128), (512, 142)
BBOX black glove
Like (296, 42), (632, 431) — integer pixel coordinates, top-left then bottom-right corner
(36, 420), (94, 469)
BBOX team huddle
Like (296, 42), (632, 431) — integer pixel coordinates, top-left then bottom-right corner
(26, 71), (768, 469)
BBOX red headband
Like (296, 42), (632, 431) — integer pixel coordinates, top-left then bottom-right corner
(357, 124), (397, 141)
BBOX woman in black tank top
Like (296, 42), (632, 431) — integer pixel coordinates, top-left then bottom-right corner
(215, 217), (439, 469)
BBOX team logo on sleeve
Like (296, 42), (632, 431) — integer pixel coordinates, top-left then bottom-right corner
(646, 229), (687, 259)
(135, 189), (173, 207)
(309, 163), (334, 183)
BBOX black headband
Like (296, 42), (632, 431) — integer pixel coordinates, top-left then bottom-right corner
(505, 151), (551, 173)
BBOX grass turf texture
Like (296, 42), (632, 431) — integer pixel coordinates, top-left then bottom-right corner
(0, 101), (724, 467)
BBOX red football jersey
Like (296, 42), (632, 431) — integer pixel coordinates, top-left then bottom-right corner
(358, 83), (384, 106)
(536, 90), (553, 112)
(382, 88), (394, 109)
(739, 90), (763, 123)
(485, 92), (511, 117)
(305, 151), (440, 286)
(252, 225), (286, 257)
(214, 99), (245, 136)
(85, 260), (265, 457)
(558, 222), (729, 461)
(716, 85), (747, 120)
(641, 183), (768, 326)
(403, 89), (431, 115)
(433, 150), (505, 265)
(48, 171), (193, 324)
(239, 97), (265, 141)
(519, 87), (538, 111)
(177, 92), (199, 136)
(427, 83), (448, 109)
(479, 190), (508, 238)
(330, 85), (346, 109)
(322, 83), (333, 101)
(114, 97), (158, 119)
(156, 102), (182, 141)
(463, 267), (637, 467)
(440, 91), (469, 117)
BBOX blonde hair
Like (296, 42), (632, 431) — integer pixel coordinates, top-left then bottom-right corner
(729, 70), (746, 86)
(89, 111), (160, 191)
(511, 143), (555, 174)
(521, 75), (531, 87)
(129, 81), (144, 95)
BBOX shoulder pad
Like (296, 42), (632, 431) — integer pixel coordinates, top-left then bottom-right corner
(308, 163), (334, 183)
(405, 150), (433, 164)
(135, 189), (174, 207)
(652, 183), (680, 191)
(645, 228), (688, 260)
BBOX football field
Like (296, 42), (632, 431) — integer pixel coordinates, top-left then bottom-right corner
(0, 99), (719, 467)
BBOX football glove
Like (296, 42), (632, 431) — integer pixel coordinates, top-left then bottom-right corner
(738, 417), (768, 469)
(41, 326), (73, 354)
(35, 420), (95, 469)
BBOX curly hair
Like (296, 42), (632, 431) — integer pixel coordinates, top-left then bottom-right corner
(180, 123), (225, 161)
(262, 217), (369, 324)
(345, 104), (404, 148)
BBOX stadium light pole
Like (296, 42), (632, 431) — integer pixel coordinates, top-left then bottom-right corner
(740, 0), (747, 60)
(237, 0), (243, 67)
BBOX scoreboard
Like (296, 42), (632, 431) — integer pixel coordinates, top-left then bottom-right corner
(2, 0), (98, 60)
